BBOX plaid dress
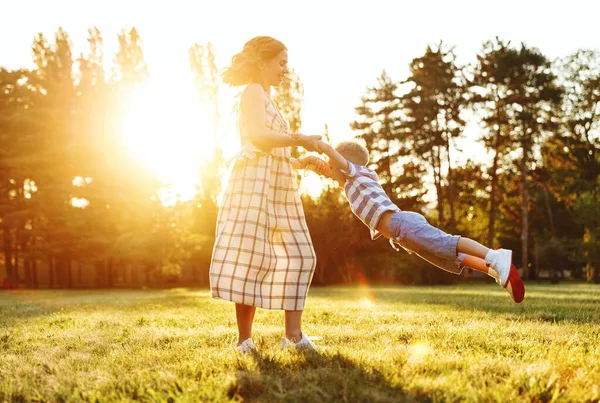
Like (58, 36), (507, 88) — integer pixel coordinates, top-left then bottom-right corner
(209, 88), (316, 310)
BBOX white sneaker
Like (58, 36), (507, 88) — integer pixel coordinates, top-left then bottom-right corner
(236, 338), (256, 353)
(485, 249), (512, 287)
(281, 333), (320, 351)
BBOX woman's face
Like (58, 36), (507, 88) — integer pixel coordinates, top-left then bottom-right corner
(262, 50), (289, 87)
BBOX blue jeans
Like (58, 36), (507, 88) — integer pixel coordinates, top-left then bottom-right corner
(388, 211), (465, 275)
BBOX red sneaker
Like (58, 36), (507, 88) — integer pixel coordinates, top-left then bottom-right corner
(504, 264), (525, 303)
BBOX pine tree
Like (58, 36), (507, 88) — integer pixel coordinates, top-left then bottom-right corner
(401, 43), (467, 228)
(351, 71), (426, 210)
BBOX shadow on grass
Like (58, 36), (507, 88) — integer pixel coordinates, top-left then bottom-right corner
(0, 288), (210, 327)
(0, 291), (59, 327)
(362, 284), (600, 324)
(228, 350), (409, 403)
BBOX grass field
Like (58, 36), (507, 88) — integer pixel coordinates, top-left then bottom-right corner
(1, 284), (599, 402)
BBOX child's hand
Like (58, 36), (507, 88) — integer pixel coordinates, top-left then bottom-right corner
(299, 155), (331, 177)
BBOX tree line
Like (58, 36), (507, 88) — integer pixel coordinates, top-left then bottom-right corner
(0, 28), (598, 288)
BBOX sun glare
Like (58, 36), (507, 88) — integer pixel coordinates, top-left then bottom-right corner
(118, 82), (327, 206)
(120, 83), (217, 205)
(299, 169), (326, 199)
(359, 297), (376, 309)
(408, 342), (431, 365)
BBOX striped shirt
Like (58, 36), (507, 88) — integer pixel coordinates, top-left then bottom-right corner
(341, 162), (400, 240)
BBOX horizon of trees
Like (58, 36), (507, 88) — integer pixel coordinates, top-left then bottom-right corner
(1, 27), (598, 289)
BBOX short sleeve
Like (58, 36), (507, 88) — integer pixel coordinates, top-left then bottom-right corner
(338, 161), (359, 178)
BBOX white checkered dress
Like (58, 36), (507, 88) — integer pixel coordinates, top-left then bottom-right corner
(210, 88), (316, 310)
(341, 162), (400, 239)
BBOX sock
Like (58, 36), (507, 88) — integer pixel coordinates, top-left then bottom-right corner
(484, 249), (497, 266)
(460, 255), (499, 279)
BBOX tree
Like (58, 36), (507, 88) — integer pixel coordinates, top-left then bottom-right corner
(273, 69), (304, 135)
(112, 27), (148, 84)
(470, 38), (517, 246)
(401, 43), (467, 229)
(549, 49), (600, 282)
(0, 68), (40, 286)
(189, 41), (220, 128)
(499, 44), (562, 279)
(29, 27), (80, 288)
(351, 71), (426, 210)
(189, 41), (224, 281)
(272, 69), (304, 159)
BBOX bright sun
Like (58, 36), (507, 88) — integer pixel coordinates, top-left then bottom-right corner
(120, 83), (219, 206)
(119, 82), (325, 206)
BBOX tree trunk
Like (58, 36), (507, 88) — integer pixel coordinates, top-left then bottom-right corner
(132, 265), (138, 284)
(15, 230), (23, 285)
(445, 137), (457, 231)
(55, 256), (64, 288)
(542, 184), (555, 234)
(589, 127), (598, 205)
(386, 143), (394, 204)
(145, 263), (151, 284)
(521, 142), (530, 280)
(542, 183), (559, 283)
(106, 258), (113, 288)
(489, 147), (500, 247)
(94, 260), (104, 288)
(431, 150), (444, 224)
(66, 256), (73, 288)
(48, 256), (55, 288)
(3, 227), (15, 284)
(32, 258), (38, 288)
(24, 257), (31, 288)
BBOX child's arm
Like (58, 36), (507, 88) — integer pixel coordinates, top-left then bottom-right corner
(290, 157), (304, 170)
(317, 140), (350, 172)
(298, 155), (331, 177)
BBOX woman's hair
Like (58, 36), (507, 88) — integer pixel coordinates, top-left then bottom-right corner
(222, 36), (287, 87)
(335, 141), (370, 166)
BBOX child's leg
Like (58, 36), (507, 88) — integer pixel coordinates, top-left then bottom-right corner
(461, 254), (524, 303)
(389, 211), (512, 285)
(461, 254), (498, 279)
(388, 212), (524, 302)
(456, 237), (514, 287)
(456, 237), (490, 260)
(388, 212), (463, 275)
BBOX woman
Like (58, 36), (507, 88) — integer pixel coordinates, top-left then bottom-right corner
(210, 36), (321, 352)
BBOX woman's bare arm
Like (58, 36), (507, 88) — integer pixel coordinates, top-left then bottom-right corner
(241, 84), (321, 151)
(316, 140), (349, 172)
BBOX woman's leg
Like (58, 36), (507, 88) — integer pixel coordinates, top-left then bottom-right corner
(236, 303), (257, 345)
(284, 310), (303, 342)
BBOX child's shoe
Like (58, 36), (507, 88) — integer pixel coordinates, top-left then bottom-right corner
(504, 264), (525, 303)
(485, 248), (512, 286)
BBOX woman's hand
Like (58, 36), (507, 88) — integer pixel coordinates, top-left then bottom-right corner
(297, 135), (323, 153)
(298, 155), (331, 177)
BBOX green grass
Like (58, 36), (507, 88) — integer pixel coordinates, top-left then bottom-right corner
(1, 284), (599, 402)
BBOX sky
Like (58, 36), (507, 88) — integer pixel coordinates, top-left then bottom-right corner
(2, 0), (599, 168)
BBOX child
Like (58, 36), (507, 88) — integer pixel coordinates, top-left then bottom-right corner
(299, 140), (525, 303)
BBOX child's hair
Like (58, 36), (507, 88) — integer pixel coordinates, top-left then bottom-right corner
(335, 141), (370, 166)
(222, 36), (287, 87)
